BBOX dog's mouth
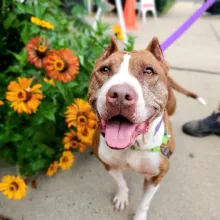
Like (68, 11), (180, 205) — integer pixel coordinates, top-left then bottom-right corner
(103, 115), (150, 150)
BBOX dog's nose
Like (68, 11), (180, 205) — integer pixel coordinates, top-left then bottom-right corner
(106, 84), (136, 108)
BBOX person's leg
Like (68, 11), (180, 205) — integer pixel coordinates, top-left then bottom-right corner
(182, 101), (220, 137)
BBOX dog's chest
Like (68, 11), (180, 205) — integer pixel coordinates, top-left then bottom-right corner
(98, 136), (161, 175)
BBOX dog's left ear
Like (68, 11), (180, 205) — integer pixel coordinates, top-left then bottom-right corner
(99, 37), (118, 61)
(146, 37), (164, 62)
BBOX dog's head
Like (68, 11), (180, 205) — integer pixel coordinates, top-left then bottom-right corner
(88, 37), (168, 150)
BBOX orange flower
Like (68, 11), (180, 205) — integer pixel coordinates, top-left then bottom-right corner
(77, 126), (94, 147)
(46, 161), (59, 176)
(0, 100), (4, 106)
(6, 77), (43, 114)
(63, 130), (86, 152)
(45, 49), (79, 83)
(26, 36), (50, 68)
(59, 151), (75, 171)
(65, 98), (97, 129)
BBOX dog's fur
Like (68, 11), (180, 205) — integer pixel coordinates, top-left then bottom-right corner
(88, 37), (201, 220)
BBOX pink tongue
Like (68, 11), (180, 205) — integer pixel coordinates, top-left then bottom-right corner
(105, 118), (136, 149)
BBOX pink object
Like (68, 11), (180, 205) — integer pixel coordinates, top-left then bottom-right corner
(105, 117), (137, 149)
(143, 4), (154, 8)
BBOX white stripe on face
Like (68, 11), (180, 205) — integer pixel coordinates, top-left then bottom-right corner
(97, 54), (149, 122)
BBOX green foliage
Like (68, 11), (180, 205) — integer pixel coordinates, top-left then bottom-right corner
(0, 0), (135, 176)
(155, 0), (175, 14)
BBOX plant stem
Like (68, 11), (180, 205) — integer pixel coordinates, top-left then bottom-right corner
(1, 0), (5, 20)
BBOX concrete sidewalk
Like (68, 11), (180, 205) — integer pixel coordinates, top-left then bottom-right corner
(1, 2), (220, 220)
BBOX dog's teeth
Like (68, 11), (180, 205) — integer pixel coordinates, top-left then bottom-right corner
(196, 97), (206, 106)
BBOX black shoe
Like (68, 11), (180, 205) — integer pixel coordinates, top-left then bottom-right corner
(182, 112), (220, 137)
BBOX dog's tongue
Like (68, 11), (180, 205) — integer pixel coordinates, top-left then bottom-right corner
(105, 117), (136, 149)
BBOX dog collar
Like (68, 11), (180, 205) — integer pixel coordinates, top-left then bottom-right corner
(131, 131), (171, 158)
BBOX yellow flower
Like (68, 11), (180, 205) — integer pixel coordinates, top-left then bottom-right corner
(0, 100), (4, 106)
(63, 130), (86, 152)
(46, 161), (59, 176)
(44, 77), (55, 87)
(65, 99), (97, 129)
(113, 24), (124, 40)
(0, 175), (27, 200)
(30, 16), (41, 25)
(59, 151), (75, 171)
(77, 127), (94, 147)
(30, 16), (54, 30)
(6, 77), (43, 114)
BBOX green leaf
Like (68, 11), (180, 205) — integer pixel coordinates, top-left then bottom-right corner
(66, 81), (78, 89)
(11, 134), (23, 142)
(4, 65), (21, 74)
(16, 3), (26, 14)
(30, 23), (40, 35)
(3, 12), (17, 29)
(8, 51), (22, 62)
(44, 110), (56, 122)
(31, 159), (46, 173)
(56, 82), (68, 102)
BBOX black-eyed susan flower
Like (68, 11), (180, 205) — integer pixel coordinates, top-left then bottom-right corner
(0, 100), (4, 106)
(45, 49), (79, 83)
(46, 161), (59, 177)
(63, 130), (86, 152)
(77, 126), (94, 147)
(113, 24), (124, 40)
(26, 36), (50, 68)
(6, 77), (43, 114)
(65, 99), (97, 129)
(59, 151), (75, 171)
(0, 175), (27, 200)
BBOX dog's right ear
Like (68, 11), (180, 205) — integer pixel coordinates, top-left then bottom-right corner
(98, 37), (118, 62)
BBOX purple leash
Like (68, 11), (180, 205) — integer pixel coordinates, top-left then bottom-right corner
(154, 116), (163, 136)
(161, 0), (215, 51)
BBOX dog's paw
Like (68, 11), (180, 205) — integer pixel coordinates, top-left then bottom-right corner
(133, 212), (147, 220)
(113, 190), (128, 211)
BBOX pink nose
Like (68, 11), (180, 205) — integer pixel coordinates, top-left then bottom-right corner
(106, 84), (136, 108)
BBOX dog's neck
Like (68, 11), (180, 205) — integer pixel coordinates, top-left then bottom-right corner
(136, 115), (165, 150)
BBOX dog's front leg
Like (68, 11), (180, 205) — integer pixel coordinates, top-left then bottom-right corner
(133, 178), (159, 220)
(109, 169), (129, 211)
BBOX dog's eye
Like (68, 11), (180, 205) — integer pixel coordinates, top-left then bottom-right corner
(100, 66), (110, 73)
(144, 67), (154, 75)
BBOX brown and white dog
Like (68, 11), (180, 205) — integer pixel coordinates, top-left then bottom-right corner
(88, 37), (204, 220)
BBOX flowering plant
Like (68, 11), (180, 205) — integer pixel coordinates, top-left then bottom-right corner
(0, 0), (134, 200)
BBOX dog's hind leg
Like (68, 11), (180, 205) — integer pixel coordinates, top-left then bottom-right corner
(133, 178), (159, 220)
(109, 169), (129, 211)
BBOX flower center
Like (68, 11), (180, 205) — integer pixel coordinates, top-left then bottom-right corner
(54, 59), (65, 72)
(36, 45), (47, 58)
(17, 90), (26, 101)
(77, 115), (87, 126)
(10, 182), (19, 191)
(38, 45), (46, 53)
(62, 156), (68, 163)
(71, 141), (78, 148)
